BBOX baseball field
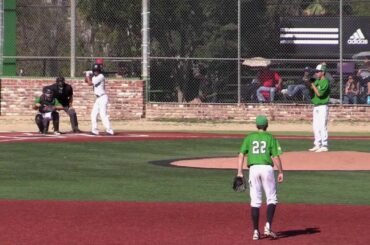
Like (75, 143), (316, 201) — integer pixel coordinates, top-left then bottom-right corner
(0, 120), (369, 244)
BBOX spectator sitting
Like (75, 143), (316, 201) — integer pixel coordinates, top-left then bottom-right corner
(190, 64), (218, 103)
(367, 80), (370, 104)
(357, 56), (370, 103)
(115, 62), (129, 78)
(198, 76), (218, 103)
(281, 66), (311, 103)
(189, 80), (217, 104)
(255, 65), (282, 103)
(343, 75), (360, 104)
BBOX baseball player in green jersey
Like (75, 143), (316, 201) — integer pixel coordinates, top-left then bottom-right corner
(237, 115), (284, 240)
(34, 88), (63, 135)
(309, 63), (330, 152)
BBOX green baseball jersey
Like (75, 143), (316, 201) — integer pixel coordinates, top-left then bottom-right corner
(311, 78), (330, 105)
(240, 131), (282, 167)
(35, 96), (62, 106)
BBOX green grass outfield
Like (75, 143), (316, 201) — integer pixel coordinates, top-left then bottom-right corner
(0, 138), (369, 205)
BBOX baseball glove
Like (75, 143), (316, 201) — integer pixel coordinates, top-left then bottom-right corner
(39, 105), (56, 113)
(232, 176), (247, 192)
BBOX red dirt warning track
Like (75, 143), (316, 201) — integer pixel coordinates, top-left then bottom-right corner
(0, 200), (369, 245)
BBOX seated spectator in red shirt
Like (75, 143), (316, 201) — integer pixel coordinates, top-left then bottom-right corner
(256, 66), (282, 103)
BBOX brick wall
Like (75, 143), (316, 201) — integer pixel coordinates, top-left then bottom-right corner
(1, 78), (369, 122)
(0, 78), (145, 119)
(145, 103), (370, 122)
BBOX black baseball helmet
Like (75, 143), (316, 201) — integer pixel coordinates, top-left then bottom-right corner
(44, 88), (54, 101)
(92, 64), (102, 73)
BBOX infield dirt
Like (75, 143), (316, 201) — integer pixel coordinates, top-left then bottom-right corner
(1, 116), (369, 133)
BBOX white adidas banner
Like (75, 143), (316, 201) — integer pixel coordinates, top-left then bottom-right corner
(280, 28), (339, 45)
(278, 17), (370, 57)
(347, 28), (368, 44)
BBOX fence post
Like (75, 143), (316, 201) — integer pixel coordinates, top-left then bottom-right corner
(70, 0), (76, 78)
(237, 0), (241, 104)
(339, 0), (343, 103)
(142, 0), (150, 102)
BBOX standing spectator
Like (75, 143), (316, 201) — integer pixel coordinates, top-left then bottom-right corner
(236, 115), (284, 241)
(45, 76), (81, 133)
(308, 63), (330, 152)
(85, 64), (114, 135)
(343, 75), (360, 104)
(281, 66), (311, 102)
(34, 88), (63, 135)
(255, 66), (282, 103)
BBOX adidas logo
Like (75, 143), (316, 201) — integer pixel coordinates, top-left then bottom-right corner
(347, 29), (368, 44)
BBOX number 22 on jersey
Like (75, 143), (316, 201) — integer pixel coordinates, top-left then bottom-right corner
(252, 140), (267, 154)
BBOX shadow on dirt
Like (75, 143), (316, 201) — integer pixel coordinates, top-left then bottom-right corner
(277, 227), (321, 238)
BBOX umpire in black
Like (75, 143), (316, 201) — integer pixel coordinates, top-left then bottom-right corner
(44, 76), (81, 133)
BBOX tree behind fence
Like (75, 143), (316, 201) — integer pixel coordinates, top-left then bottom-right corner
(13, 0), (370, 105)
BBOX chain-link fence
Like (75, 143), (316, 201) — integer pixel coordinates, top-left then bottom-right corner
(15, 0), (142, 77)
(6, 0), (370, 105)
(149, 0), (370, 105)
(0, 0), (3, 73)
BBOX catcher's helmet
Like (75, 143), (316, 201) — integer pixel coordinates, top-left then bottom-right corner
(44, 88), (54, 101)
(92, 64), (102, 73)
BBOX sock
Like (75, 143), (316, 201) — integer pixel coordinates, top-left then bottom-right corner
(267, 204), (276, 229)
(251, 207), (260, 230)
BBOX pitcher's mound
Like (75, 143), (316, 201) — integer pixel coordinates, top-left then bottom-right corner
(171, 151), (370, 170)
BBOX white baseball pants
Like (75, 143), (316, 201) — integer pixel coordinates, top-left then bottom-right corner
(91, 94), (112, 132)
(312, 105), (329, 147)
(249, 165), (277, 208)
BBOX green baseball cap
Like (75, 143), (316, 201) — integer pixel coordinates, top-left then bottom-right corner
(256, 115), (268, 126)
(315, 64), (327, 72)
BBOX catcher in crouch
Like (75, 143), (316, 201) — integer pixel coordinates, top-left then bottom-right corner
(33, 88), (63, 135)
(236, 115), (284, 241)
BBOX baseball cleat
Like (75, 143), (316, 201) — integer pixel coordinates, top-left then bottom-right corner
(53, 131), (61, 136)
(315, 146), (328, 152)
(264, 223), (278, 239)
(252, 230), (260, 240)
(91, 130), (99, 136)
(106, 129), (114, 135)
(309, 146), (320, 152)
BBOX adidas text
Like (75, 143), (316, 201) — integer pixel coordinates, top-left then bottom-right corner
(348, 39), (368, 44)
